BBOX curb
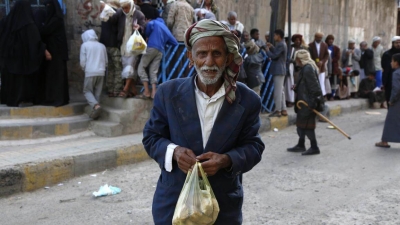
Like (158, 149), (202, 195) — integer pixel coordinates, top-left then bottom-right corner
(0, 143), (149, 197)
(0, 100), (369, 197)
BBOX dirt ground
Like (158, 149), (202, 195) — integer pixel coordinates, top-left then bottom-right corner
(1, 110), (400, 225)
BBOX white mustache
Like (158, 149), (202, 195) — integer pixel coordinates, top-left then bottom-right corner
(200, 66), (220, 71)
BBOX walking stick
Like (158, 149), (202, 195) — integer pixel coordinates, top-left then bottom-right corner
(296, 100), (352, 140)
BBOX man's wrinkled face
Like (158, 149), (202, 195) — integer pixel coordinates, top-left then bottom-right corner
(394, 41), (400, 49)
(121, 3), (131, 14)
(294, 38), (301, 47)
(314, 34), (323, 43)
(188, 36), (232, 85)
(265, 35), (269, 42)
(348, 43), (355, 49)
(327, 38), (334, 46)
(228, 16), (236, 26)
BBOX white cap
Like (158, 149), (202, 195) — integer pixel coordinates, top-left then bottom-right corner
(119, 0), (132, 4)
(392, 36), (400, 42)
(372, 36), (381, 42)
(348, 39), (356, 44)
(265, 31), (270, 35)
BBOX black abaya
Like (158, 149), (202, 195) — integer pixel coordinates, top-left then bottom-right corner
(39, 0), (69, 107)
(0, 1), (45, 107)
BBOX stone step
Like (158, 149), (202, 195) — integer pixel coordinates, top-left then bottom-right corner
(100, 107), (132, 123)
(0, 115), (91, 140)
(100, 96), (153, 110)
(0, 102), (87, 119)
(89, 121), (123, 137)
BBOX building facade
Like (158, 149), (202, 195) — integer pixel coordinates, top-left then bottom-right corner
(0, 0), (397, 100)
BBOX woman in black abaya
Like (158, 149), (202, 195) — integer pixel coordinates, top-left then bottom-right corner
(39, 0), (69, 107)
(0, 0), (47, 107)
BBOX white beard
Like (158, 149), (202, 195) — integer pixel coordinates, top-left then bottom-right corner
(195, 64), (226, 85)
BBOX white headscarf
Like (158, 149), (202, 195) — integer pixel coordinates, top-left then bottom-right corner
(119, 0), (135, 16)
(294, 49), (319, 73)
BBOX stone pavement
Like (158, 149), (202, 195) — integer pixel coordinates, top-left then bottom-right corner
(0, 99), (369, 197)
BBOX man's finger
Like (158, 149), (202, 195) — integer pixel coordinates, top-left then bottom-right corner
(196, 152), (214, 161)
(185, 150), (197, 159)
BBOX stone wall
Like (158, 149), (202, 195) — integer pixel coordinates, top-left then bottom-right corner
(287, 0), (397, 50)
(64, 0), (397, 100)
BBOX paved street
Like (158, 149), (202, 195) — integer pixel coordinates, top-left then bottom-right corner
(1, 109), (400, 225)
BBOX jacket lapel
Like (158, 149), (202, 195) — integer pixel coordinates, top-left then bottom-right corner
(171, 76), (204, 155)
(310, 42), (318, 59)
(204, 89), (245, 153)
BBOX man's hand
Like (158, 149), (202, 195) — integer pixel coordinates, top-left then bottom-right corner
(45, 49), (52, 61)
(133, 24), (140, 30)
(316, 61), (322, 67)
(196, 152), (232, 176)
(173, 146), (197, 174)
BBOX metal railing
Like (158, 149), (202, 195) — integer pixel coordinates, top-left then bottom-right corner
(158, 43), (275, 112)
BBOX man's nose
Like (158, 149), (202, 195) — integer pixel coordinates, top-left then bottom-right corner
(204, 53), (215, 67)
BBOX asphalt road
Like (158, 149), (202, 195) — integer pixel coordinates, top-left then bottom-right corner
(1, 109), (400, 225)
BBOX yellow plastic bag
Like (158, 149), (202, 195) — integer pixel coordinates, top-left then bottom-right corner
(126, 30), (147, 56)
(172, 162), (220, 225)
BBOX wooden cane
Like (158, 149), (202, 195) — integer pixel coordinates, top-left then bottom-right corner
(296, 100), (352, 140)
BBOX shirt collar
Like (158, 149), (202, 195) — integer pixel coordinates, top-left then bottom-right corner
(194, 76), (226, 101)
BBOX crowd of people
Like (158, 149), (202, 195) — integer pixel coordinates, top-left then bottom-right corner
(1, 0), (399, 122)
(267, 32), (400, 118)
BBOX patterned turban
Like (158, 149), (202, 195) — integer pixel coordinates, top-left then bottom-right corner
(184, 19), (243, 104)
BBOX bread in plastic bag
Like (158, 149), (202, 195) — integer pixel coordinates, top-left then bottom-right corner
(126, 30), (147, 56)
(172, 162), (220, 225)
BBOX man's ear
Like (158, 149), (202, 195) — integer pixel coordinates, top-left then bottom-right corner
(226, 52), (234, 65)
(187, 50), (193, 62)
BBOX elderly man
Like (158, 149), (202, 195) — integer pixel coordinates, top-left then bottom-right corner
(359, 41), (375, 81)
(342, 39), (361, 98)
(309, 32), (330, 97)
(114, 0), (146, 98)
(143, 19), (265, 225)
(325, 34), (341, 100)
(221, 11), (244, 33)
(372, 36), (384, 88)
(382, 36), (400, 105)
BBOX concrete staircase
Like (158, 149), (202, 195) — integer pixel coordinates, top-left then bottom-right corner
(88, 96), (153, 137)
(0, 103), (90, 140)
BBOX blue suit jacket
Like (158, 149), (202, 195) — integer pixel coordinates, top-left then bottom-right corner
(143, 76), (265, 225)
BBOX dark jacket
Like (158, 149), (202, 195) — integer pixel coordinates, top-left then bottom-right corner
(244, 53), (264, 89)
(116, 8), (146, 47)
(266, 39), (287, 75)
(308, 41), (330, 73)
(99, 9), (119, 48)
(360, 48), (375, 76)
(143, 76), (265, 225)
(327, 44), (341, 75)
(382, 47), (400, 102)
(358, 78), (376, 97)
(295, 64), (322, 129)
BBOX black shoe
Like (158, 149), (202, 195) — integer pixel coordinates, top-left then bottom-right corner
(287, 145), (306, 152)
(301, 147), (320, 155)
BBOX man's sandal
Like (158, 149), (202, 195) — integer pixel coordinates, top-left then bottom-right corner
(375, 142), (391, 148)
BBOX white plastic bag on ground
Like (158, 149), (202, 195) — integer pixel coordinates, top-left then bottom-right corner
(126, 30), (147, 56)
(172, 162), (219, 225)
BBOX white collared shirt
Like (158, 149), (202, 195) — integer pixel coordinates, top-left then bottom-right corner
(164, 77), (226, 172)
(315, 41), (321, 56)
